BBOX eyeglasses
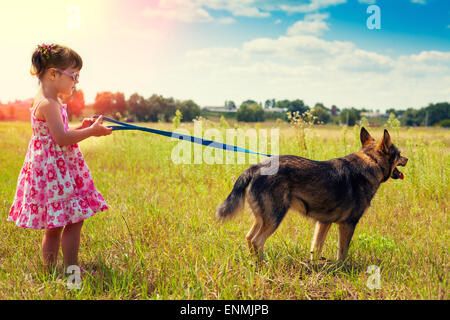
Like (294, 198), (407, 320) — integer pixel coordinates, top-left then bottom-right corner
(55, 68), (80, 82)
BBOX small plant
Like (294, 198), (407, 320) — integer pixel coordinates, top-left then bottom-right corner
(357, 233), (397, 252)
(360, 116), (370, 128)
(385, 112), (400, 141)
(287, 110), (318, 152)
(341, 125), (348, 147)
(275, 118), (284, 127)
(172, 109), (183, 129)
(219, 115), (229, 129)
(114, 112), (123, 121)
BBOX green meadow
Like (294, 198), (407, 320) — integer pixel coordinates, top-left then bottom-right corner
(0, 120), (448, 299)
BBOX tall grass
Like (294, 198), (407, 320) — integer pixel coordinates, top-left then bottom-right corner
(0, 121), (448, 299)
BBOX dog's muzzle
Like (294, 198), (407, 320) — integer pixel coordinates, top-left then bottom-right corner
(392, 156), (408, 180)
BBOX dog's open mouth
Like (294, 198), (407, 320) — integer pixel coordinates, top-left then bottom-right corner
(392, 167), (403, 180)
(392, 165), (405, 180)
(392, 156), (408, 180)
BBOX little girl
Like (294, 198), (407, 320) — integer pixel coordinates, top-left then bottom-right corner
(7, 43), (112, 271)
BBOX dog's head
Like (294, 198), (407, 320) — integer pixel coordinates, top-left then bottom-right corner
(360, 127), (408, 180)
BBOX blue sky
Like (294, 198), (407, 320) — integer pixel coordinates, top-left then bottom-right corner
(184, 0), (450, 55)
(0, 0), (449, 111)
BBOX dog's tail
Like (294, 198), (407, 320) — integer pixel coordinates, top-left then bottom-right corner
(215, 167), (255, 222)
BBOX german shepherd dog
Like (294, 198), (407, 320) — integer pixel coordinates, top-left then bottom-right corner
(216, 127), (408, 262)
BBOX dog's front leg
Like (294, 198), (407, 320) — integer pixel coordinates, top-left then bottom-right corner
(310, 221), (332, 262)
(337, 222), (356, 262)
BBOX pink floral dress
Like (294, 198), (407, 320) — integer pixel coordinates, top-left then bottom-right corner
(7, 98), (108, 229)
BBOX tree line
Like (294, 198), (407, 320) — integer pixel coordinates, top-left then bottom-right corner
(63, 90), (201, 123)
(386, 103), (450, 127)
(234, 99), (449, 127)
(56, 90), (450, 127)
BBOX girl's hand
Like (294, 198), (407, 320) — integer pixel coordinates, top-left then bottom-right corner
(80, 117), (95, 129)
(90, 116), (113, 137)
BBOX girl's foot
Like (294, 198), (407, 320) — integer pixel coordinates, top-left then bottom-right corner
(79, 266), (98, 278)
(65, 265), (97, 279)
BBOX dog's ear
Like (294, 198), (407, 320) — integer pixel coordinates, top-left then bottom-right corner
(378, 129), (392, 153)
(360, 127), (374, 147)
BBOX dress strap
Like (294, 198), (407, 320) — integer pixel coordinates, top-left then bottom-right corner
(31, 98), (48, 110)
(30, 98), (49, 119)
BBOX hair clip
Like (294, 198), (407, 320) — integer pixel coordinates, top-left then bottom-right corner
(38, 43), (54, 60)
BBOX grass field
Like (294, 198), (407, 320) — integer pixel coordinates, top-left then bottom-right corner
(0, 120), (448, 299)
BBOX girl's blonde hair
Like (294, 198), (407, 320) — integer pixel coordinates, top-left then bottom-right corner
(30, 43), (83, 80)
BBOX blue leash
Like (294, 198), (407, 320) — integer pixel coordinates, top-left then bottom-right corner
(93, 115), (273, 157)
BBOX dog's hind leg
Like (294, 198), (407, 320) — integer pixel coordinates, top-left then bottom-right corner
(337, 222), (355, 262)
(250, 205), (289, 261)
(251, 221), (278, 261)
(245, 190), (265, 257)
(246, 218), (262, 250)
(310, 221), (332, 262)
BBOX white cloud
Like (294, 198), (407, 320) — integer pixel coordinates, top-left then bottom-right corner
(182, 19), (450, 109)
(142, 1), (213, 23)
(202, 0), (270, 18)
(280, 0), (347, 13)
(411, 0), (426, 4)
(141, 0), (269, 23)
(287, 13), (330, 36)
(358, 0), (376, 4)
(274, 19), (282, 24)
(217, 17), (236, 24)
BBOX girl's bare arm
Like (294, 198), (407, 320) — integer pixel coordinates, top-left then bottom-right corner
(39, 100), (111, 146)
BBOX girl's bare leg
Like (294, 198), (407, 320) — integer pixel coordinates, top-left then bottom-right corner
(42, 226), (63, 269)
(61, 220), (84, 268)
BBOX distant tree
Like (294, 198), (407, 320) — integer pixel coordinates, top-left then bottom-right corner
(311, 105), (331, 124)
(402, 108), (425, 126)
(9, 105), (15, 119)
(314, 102), (328, 110)
(437, 119), (450, 128)
(145, 94), (164, 122)
(276, 99), (290, 110)
(331, 105), (338, 116)
(163, 97), (177, 122)
(396, 110), (405, 117)
(237, 103), (265, 122)
(63, 89), (85, 121)
(340, 108), (360, 126)
(264, 99), (276, 109)
(386, 108), (397, 116)
(242, 99), (258, 106)
(275, 99), (309, 114)
(127, 93), (149, 121)
(146, 94), (178, 122)
(179, 99), (201, 122)
(94, 91), (126, 119)
(424, 102), (450, 126)
(400, 102), (449, 127)
(287, 99), (309, 114)
(225, 100), (236, 108)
